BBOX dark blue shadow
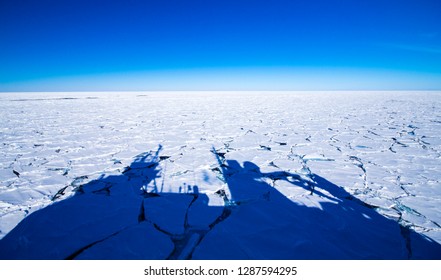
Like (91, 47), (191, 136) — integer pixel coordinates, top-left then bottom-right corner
(0, 146), (440, 259)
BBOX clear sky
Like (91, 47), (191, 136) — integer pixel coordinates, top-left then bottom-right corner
(1, 0), (440, 91)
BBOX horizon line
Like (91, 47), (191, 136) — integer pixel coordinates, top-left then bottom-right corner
(2, 89), (441, 93)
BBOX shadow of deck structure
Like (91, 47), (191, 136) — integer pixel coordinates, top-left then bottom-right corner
(1, 146), (440, 259)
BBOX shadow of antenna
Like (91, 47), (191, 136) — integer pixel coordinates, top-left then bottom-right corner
(124, 145), (163, 194)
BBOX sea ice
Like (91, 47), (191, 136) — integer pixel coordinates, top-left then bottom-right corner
(0, 91), (440, 259)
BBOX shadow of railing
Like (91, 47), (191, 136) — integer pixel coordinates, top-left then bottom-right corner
(0, 146), (440, 259)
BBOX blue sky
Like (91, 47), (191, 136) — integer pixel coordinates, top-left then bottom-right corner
(1, 0), (440, 91)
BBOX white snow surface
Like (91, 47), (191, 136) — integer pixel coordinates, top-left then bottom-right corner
(0, 91), (440, 259)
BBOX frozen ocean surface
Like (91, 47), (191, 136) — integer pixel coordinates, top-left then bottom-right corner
(0, 91), (440, 259)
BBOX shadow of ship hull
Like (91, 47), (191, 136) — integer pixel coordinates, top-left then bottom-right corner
(1, 149), (440, 259)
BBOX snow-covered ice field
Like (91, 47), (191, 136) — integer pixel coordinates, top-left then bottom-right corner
(0, 91), (440, 259)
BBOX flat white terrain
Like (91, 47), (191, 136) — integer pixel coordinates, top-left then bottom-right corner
(0, 91), (440, 259)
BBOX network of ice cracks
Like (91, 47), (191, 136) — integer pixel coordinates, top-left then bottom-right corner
(0, 91), (440, 259)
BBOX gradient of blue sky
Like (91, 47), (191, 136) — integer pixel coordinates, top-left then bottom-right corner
(1, 0), (440, 91)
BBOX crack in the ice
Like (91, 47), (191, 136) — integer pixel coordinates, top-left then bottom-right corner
(349, 156), (368, 190)
(65, 226), (131, 260)
(395, 175), (414, 198)
(389, 146), (397, 153)
(368, 130), (380, 136)
(165, 191), (230, 260)
(288, 150), (314, 195)
(391, 204), (415, 259)
(91, 183), (112, 196)
(12, 170), (20, 177)
(184, 194), (234, 260)
(399, 223), (413, 259)
(52, 185), (70, 201)
(138, 200), (146, 222)
(259, 145), (271, 151)
(391, 137), (408, 148)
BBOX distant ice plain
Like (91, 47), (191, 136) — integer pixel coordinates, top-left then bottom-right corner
(1, 91), (440, 259)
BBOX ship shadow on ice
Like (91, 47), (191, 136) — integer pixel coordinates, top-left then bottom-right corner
(0, 145), (440, 260)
